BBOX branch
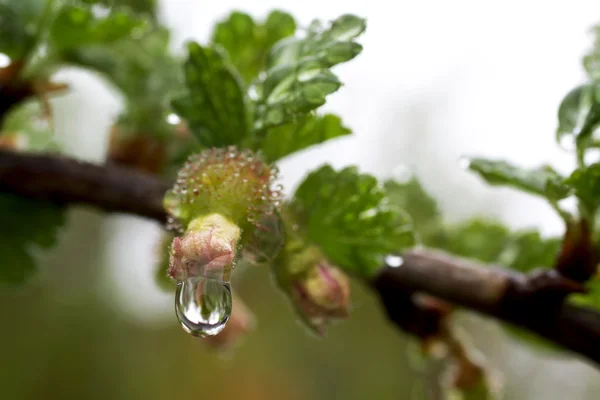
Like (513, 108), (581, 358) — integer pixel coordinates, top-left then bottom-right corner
(1, 149), (600, 366)
(374, 250), (600, 366)
(0, 149), (170, 222)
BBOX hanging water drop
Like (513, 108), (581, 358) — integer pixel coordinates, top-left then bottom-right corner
(175, 276), (232, 337)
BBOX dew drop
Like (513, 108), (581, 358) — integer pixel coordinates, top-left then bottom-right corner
(385, 255), (404, 268)
(175, 276), (232, 337)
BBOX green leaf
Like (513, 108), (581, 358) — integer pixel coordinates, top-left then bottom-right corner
(495, 230), (561, 273)
(0, 0), (46, 58)
(465, 158), (571, 202)
(50, 5), (149, 53)
(565, 162), (600, 212)
(429, 219), (511, 263)
(1, 100), (60, 152)
(556, 83), (600, 149)
(383, 178), (441, 242)
(584, 24), (600, 80)
(211, 10), (296, 84)
(254, 14), (365, 130)
(172, 42), (251, 147)
(0, 194), (65, 285)
(570, 279), (600, 309)
(289, 165), (415, 276)
(260, 113), (351, 162)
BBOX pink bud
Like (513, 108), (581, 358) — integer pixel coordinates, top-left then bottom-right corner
(290, 260), (350, 335)
(168, 214), (241, 281)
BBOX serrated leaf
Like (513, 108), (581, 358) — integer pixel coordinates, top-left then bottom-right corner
(260, 113), (350, 162)
(0, 194), (65, 285)
(0, 0), (46, 59)
(466, 158), (570, 202)
(565, 162), (600, 212)
(211, 10), (296, 84)
(50, 5), (149, 53)
(556, 83), (600, 149)
(290, 165), (415, 276)
(254, 14), (365, 130)
(172, 42), (251, 147)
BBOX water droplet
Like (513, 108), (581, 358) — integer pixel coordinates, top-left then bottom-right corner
(385, 255), (404, 268)
(167, 113), (181, 125)
(458, 156), (471, 170)
(0, 53), (10, 68)
(175, 276), (232, 337)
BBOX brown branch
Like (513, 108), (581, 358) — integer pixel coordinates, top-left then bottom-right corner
(374, 250), (600, 367)
(0, 149), (170, 222)
(1, 149), (600, 366)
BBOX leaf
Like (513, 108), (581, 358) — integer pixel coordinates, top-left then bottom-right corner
(50, 4), (149, 53)
(0, 194), (65, 285)
(172, 42), (251, 147)
(383, 178), (442, 242)
(465, 158), (571, 202)
(429, 219), (511, 264)
(1, 100), (60, 152)
(584, 24), (600, 80)
(495, 230), (561, 273)
(556, 83), (600, 149)
(86, 0), (158, 19)
(289, 165), (415, 276)
(565, 162), (600, 212)
(254, 14), (366, 130)
(0, 0), (46, 58)
(570, 279), (600, 308)
(211, 10), (296, 84)
(260, 113), (351, 162)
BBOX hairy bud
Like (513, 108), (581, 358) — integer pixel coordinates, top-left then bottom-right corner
(275, 240), (350, 335)
(168, 213), (241, 281)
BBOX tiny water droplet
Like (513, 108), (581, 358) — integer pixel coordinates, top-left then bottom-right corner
(385, 255), (404, 268)
(175, 276), (232, 337)
(458, 156), (471, 170)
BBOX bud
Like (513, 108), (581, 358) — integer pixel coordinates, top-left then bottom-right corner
(164, 147), (283, 271)
(203, 293), (255, 350)
(168, 213), (241, 281)
(275, 242), (350, 335)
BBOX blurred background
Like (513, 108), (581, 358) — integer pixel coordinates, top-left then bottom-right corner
(3, 0), (600, 399)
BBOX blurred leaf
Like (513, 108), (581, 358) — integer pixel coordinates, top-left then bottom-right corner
(0, 194), (65, 285)
(565, 162), (600, 212)
(254, 14), (365, 130)
(570, 278), (600, 308)
(87, 0), (158, 19)
(429, 219), (511, 263)
(172, 42), (251, 147)
(0, 0), (46, 58)
(1, 100), (60, 151)
(383, 178), (441, 242)
(50, 4), (149, 53)
(584, 23), (600, 80)
(556, 83), (600, 149)
(290, 165), (415, 276)
(496, 230), (561, 273)
(260, 113), (350, 162)
(466, 158), (570, 202)
(211, 10), (296, 84)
